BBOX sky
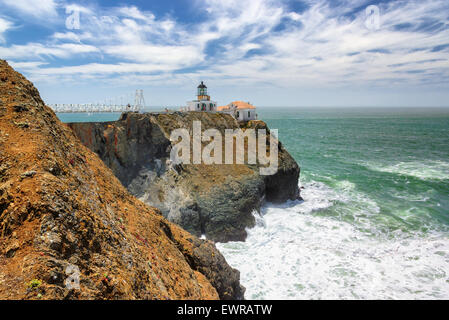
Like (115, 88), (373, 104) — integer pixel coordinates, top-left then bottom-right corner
(0, 0), (448, 107)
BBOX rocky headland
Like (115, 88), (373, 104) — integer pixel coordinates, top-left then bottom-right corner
(0, 60), (244, 300)
(68, 112), (301, 242)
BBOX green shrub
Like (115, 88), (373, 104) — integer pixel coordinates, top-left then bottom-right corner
(28, 279), (42, 290)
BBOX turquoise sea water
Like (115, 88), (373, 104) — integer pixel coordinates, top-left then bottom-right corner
(57, 112), (122, 123)
(217, 107), (449, 300)
(260, 107), (449, 233)
(58, 107), (449, 299)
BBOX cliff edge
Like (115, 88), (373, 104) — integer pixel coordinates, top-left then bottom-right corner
(0, 60), (244, 300)
(69, 111), (300, 242)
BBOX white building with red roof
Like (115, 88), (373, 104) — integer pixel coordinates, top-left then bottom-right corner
(182, 81), (257, 121)
(217, 101), (258, 121)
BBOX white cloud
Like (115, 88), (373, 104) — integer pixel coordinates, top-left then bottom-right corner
(204, 0), (449, 87)
(117, 6), (154, 21)
(29, 62), (171, 75)
(288, 12), (301, 21)
(0, 17), (13, 43)
(0, 0), (58, 17)
(52, 31), (94, 42)
(8, 60), (48, 69)
(0, 43), (99, 59)
(4, 0), (449, 91)
(103, 44), (203, 66)
(202, 0), (284, 42)
(64, 3), (92, 15)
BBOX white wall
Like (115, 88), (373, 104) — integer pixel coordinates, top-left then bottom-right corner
(235, 109), (256, 121)
(187, 100), (217, 112)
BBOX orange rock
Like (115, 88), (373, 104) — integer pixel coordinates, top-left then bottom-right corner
(0, 60), (243, 300)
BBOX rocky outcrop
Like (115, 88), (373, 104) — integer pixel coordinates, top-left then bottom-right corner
(0, 60), (244, 300)
(68, 111), (300, 243)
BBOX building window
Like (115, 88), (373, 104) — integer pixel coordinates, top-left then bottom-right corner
(236, 111), (240, 118)
(248, 111), (251, 118)
(197, 104), (200, 109)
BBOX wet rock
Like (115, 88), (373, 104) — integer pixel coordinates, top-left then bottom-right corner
(169, 224), (245, 300)
(190, 238), (245, 300)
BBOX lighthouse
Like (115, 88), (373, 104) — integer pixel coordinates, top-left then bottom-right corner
(186, 81), (217, 112)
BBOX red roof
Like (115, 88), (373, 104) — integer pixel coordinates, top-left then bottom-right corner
(217, 105), (230, 111)
(231, 101), (256, 110)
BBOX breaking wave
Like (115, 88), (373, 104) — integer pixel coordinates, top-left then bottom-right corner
(217, 181), (449, 300)
(363, 160), (449, 181)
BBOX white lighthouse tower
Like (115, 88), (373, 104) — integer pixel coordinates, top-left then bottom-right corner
(186, 81), (217, 112)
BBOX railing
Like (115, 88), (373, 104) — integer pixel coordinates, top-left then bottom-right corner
(48, 104), (141, 113)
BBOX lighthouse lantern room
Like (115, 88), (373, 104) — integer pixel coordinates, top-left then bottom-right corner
(186, 81), (217, 112)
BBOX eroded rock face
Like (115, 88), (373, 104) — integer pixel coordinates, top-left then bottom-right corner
(0, 60), (243, 300)
(69, 111), (301, 242)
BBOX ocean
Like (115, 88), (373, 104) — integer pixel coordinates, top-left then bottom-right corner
(57, 107), (449, 300)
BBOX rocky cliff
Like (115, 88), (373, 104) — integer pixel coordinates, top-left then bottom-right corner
(0, 60), (244, 300)
(68, 111), (300, 242)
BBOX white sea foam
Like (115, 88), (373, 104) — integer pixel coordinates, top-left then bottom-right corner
(364, 160), (449, 181)
(217, 181), (449, 300)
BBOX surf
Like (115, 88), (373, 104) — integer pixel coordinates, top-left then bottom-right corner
(217, 180), (449, 300)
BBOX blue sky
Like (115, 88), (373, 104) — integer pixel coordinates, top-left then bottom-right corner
(0, 0), (448, 107)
